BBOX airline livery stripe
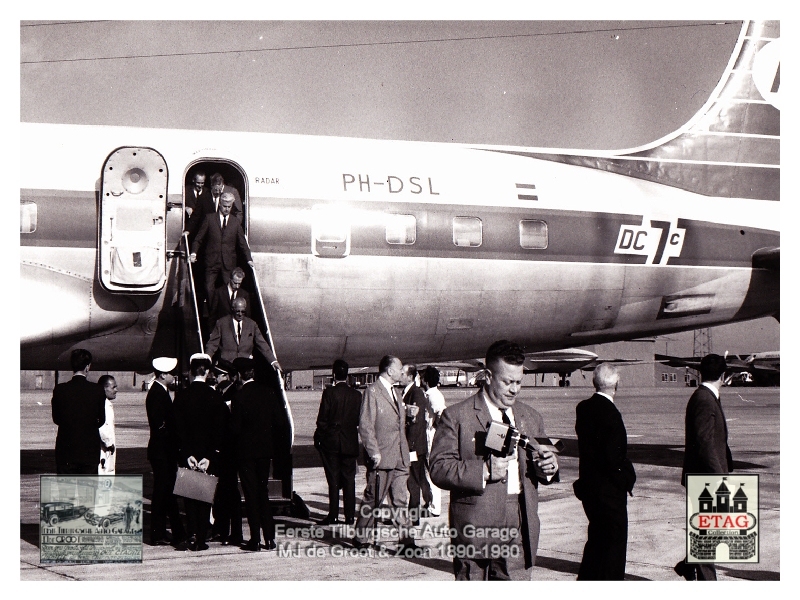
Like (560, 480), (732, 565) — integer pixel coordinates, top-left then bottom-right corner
(696, 131), (780, 140)
(517, 194), (539, 201)
(515, 184), (536, 189)
(610, 156), (778, 169)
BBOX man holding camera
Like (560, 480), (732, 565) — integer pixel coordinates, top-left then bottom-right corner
(430, 340), (559, 580)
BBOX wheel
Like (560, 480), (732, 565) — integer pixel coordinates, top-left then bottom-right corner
(101, 518), (111, 528)
(48, 515), (58, 526)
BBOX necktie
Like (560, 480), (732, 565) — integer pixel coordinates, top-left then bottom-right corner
(501, 409), (511, 426)
(222, 215), (228, 230)
(236, 320), (241, 344)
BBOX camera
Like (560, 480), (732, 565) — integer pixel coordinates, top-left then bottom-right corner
(484, 421), (564, 457)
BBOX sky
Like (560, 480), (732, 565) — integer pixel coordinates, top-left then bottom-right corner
(18, 18), (780, 356)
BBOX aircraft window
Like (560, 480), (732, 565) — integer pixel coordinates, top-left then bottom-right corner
(386, 214), (416, 244)
(20, 202), (37, 233)
(453, 217), (482, 247)
(519, 220), (548, 249)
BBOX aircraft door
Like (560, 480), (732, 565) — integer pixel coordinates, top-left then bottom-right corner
(99, 147), (168, 293)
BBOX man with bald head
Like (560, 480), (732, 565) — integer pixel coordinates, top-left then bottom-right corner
(573, 363), (636, 580)
(205, 296), (281, 373)
(190, 191), (254, 304)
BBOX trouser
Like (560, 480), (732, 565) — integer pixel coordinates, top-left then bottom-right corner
(354, 465), (410, 543)
(204, 266), (232, 307)
(407, 455), (433, 520)
(453, 494), (522, 580)
(184, 497), (211, 542)
(148, 458), (186, 542)
(319, 450), (357, 522)
(239, 457), (275, 543)
(577, 487), (628, 580)
(211, 464), (243, 540)
(56, 461), (98, 475)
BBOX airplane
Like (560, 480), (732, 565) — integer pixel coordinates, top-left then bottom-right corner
(655, 350), (780, 386)
(21, 20), (778, 384)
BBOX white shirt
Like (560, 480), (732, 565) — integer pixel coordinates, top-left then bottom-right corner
(232, 318), (243, 343)
(701, 381), (720, 399)
(596, 391), (615, 404)
(483, 394), (521, 494)
(424, 386), (446, 429)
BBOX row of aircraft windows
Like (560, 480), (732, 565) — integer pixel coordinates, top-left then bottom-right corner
(21, 201), (549, 251)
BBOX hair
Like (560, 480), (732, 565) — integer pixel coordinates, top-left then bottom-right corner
(592, 363), (619, 392)
(378, 355), (399, 375)
(332, 359), (349, 381)
(192, 171), (206, 182)
(403, 364), (418, 379)
(190, 357), (211, 377)
(231, 267), (246, 280)
(70, 349), (93, 372)
(699, 354), (727, 382)
(220, 191), (236, 205)
(210, 173), (225, 186)
(422, 366), (440, 387)
(485, 340), (525, 371)
(232, 296), (247, 310)
(98, 374), (115, 389)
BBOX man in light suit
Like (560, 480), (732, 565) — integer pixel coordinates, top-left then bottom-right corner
(675, 354), (732, 581)
(189, 192), (254, 304)
(574, 364), (635, 580)
(430, 340), (559, 580)
(51, 348), (106, 474)
(352, 355), (414, 550)
(205, 297), (281, 372)
(314, 359), (363, 525)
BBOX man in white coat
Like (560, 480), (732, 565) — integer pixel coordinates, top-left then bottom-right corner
(98, 375), (117, 474)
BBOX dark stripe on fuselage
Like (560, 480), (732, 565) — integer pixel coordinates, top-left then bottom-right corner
(21, 190), (777, 268)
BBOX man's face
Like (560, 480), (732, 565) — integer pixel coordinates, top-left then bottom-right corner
(193, 175), (205, 191)
(386, 359), (404, 384)
(219, 197), (234, 216)
(162, 372), (175, 387)
(232, 301), (246, 321)
(230, 276), (243, 290)
(211, 182), (225, 196)
(399, 367), (414, 386)
(484, 360), (523, 409)
(104, 380), (118, 400)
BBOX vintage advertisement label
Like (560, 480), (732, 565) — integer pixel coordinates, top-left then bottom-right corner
(685, 474), (759, 564)
(40, 475), (143, 563)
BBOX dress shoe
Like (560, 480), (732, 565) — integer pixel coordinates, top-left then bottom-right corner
(674, 560), (697, 581)
(210, 533), (224, 543)
(395, 538), (417, 555)
(191, 542), (209, 551)
(317, 515), (339, 526)
(344, 518), (355, 526)
(151, 538), (171, 547)
(262, 539), (277, 551)
(221, 536), (243, 546)
(174, 536), (195, 551)
(241, 539), (261, 552)
(350, 537), (367, 550)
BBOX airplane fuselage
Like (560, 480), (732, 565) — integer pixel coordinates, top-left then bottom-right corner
(20, 123), (779, 371)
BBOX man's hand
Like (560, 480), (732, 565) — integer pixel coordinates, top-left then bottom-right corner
(197, 458), (210, 472)
(484, 454), (512, 482)
(185, 207), (193, 217)
(187, 456), (199, 469)
(271, 360), (282, 373)
(533, 449), (558, 478)
(189, 253), (197, 263)
(247, 260), (255, 269)
(370, 454), (381, 469)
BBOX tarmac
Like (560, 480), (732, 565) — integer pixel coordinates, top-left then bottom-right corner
(20, 385), (780, 582)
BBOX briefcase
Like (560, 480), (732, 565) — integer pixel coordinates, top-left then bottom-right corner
(173, 467), (218, 503)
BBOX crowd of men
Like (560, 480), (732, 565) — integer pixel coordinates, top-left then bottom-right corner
(51, 341), (735, 580)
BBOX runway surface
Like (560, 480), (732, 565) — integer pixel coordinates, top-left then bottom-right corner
(20, 385), (780, 581)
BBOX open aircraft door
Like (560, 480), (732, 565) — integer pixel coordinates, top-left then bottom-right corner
(99, 147), (169, 293)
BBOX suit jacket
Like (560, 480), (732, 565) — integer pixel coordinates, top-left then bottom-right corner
(205, 316), (277, 365)
(230, 379), (291, 460)
(209, 284), (251, 322)
(681, 384), (733, 485)
(146, 381), (180, 462)
(315, 382), (363, 456)
(173, 381), (227, 474)
(403, 384), (430, 456)
(51, 375), (106, 466)
(429, 392), (558, 569)
(185, 186), (214, 236)
(574, 393), (635, 499)
(359, 378), (409, 470)
(191, 212), (252, 272)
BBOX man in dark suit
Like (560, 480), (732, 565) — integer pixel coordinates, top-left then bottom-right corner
(230, 357), (291, 551)
(675, 353), (732, 581)
(430, 340), (559, 580)
(205, 297), (281, 372)
(399, 364), (432, 525)
(189, 192), (254, 304)
(184, 170), (213, 238)
(145, 356), (186, 546)
(173, 354), (227, 552)
(209, 172), (243, 216)
(209, 266), (251, 324)
(352, 356), (414, 550)
(314, 359), (363, 525)
(51, 348), (106, 474)
(574, 363), (635, 580)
